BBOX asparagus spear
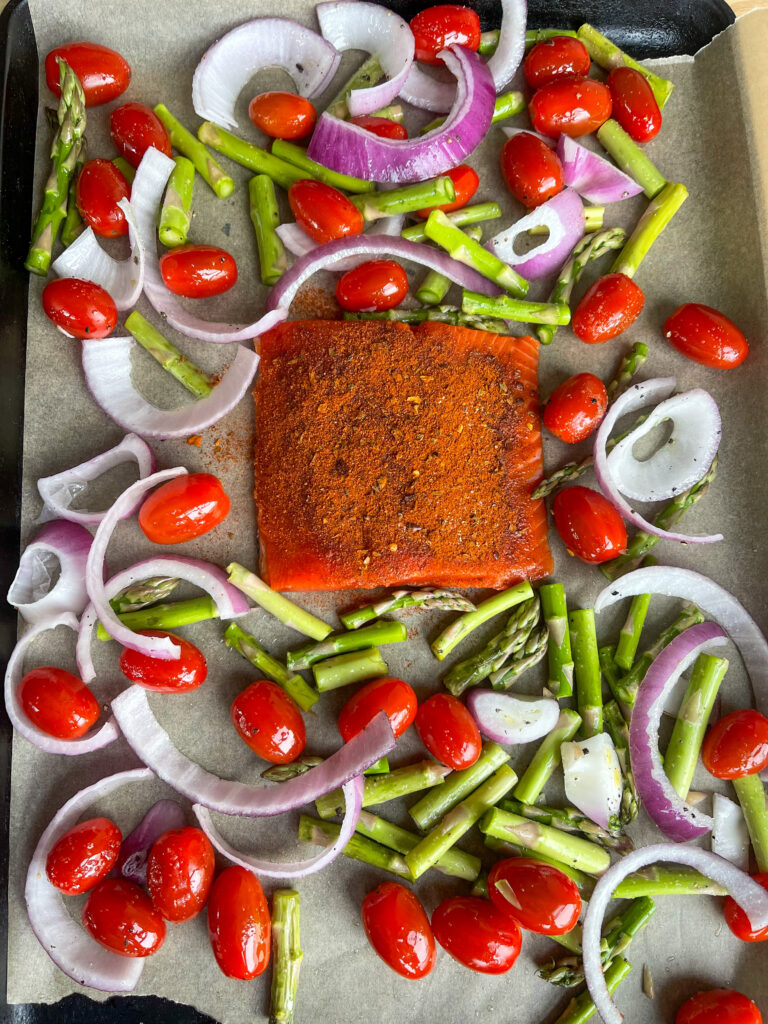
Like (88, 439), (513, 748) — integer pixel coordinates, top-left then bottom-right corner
(401, 202), (502, 243)
(263, 756), (389, 780)
(600, 651), (631, 721)
(480, 808), (612, 876)
(154, 103), (234, 198)
(312, 648), (388, 692)
(270, 139), (376, 195)
(733, 774), (768, 873)
(552, 957), (633, 1024)
(614, 592), (652, 672)
(596, 119), (667, 199)
(287, 621), (407, 671)
(577, 24), (675, 108)
(316, 760), (450, 819)
(326, 54), (384, 119)
(480, 28), (580, 56)
(125, 311), (215, 398)
(226, 563), (333, 641)
(249, 175), (286, 286)
(224, 623), (319, 713)
(298, 816), (411, 878)
(489, 624), (549, 690)
(607, 342), (650, 402)
(540, 584), (574, 698)
(604, 700), (639, 824)
(665, 654), (728, 798)
(419, 90), (526, 133)
(484, 836), (596, 895)
(352, 178), (456, 223)
(569, 609), (603, 738)
(355, 810), (481, 881)
(462, 291), (571, 325)
(500, 799), (631, 853)
(270, 890), (303, 1024)
(425, 210), (529, 297)
(109, 576), (181, 614)
(344, 307), (513, 334)
(158, 156), (195, 248)
(612, 183), (689, 279)
(370, 104), (404, 122)
(112, 156), (136, 184)
(61, 142), (86, 247)
(410, 742), (510, 832)
(513, 709), (582, 805)
(341, 588), (475, 630)
(613, 866), (726, 898)
(432, 582), (533, 660)
(198, 123), (312, 190)
(97, 595), (219, 642)
(417, 225), (483, 305)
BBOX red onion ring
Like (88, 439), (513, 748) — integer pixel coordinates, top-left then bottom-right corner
(276, 214), (406, 273)
(114, 799), (187, 886)
(557, 134), (644, 204)
(7, 520), (93, 625)
(486, 189), (585, 280)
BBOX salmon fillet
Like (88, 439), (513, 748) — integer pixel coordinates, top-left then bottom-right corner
(254, 319), (552, 591)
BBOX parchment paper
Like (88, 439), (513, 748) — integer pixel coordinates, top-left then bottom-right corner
(9, 2), (768, 1020)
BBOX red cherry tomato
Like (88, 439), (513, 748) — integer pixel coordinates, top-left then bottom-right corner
(138, 473), (231, 544)
(664, 303), (749, 369)
(337, 676), (417, 743)
(702, 709), (768, 779)
(159, 244), (238, 299)
(208, 866), (271, 979)
(119, 632), (207, 693)
(248, 91), (316, 139)
(524, 36), (591, 89)
(45, 42), (131, 107)
(607, 67), (662, 143)
(552, 485), (628, 564)
(110, 102), (171, 168)
(336, 260), (409, 313)
(416, 164), (479, 217)
(543, 372), (609, 443)
(361, 882), (436, 979)
(45, 818), (122, 895)
(409, 5), (481, 65)
(529, 77), (613, 138)
(676, 988), (763, 1024)
(349, 115), (408, 140)
(75, 158), (130, 238)
(724, 873), (768, 942)
(19, 666), (100, 740)
(499, 132), (564, 209)
(414, 693), (481, 770)
(288, 180), (364, 244)
(231, 680), (306, 764)
(572, 272), (645, 344)
(431, 896), (522, 973)
(147, 826), (215, 923)
(41, 278), (118, 340)
(82, 878), (166, 957)
(488, 858), (581, 935)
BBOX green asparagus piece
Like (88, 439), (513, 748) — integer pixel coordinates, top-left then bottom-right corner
(484, 836), (596, 896)
(109, 576), (181, 614)
(312, 648), (388, 692)
(604, 700), (639, 824)
(471, 872), (489, 898)
(198, 123), (312, 190)
(462, 290), (570, 325)
(61, 143), (86, 247)
(569, 609), (603, 738)
(417, 225), (482, 305)
(614, 866), (726, 898)
(326, 54), (384, 119)
(158, 156), (195, 248)
(352, 177), (456, 222)
(356, 810), (481, 881)
(614, 593), (652, 672)
(112, 156), (135, 184)
(577, 24), (675, 108)
(370, 104), (404, 123)
(344, 307), (513, 334)
(420, 90), (526, 133)
(526, 28), (579, 46)
(432, 583), (533, 661)
(665, 654), (728, 798)
(513, 709), (582, 805)
(489, 624), (549, 690)
(612, 182), (688, 278)
(316, 760), (450, 819)
(584, 205), (606, 232)
(249, 175), (286, 285)
(97, 595), (218, 642)
(224, 623), (319, 713)
(270, 890), (303, 1024)
(480, 808), (612, 876)
(125, 311), (215, 398)
(410, 742), (510, 832)
(341, 588), (475, 630)
(154, 103), (234, 197)
(733, 774), (768, 873)
(600, 650), (630, 719)
(501, 799), (631, 853)
(596, 119), (666, 199)
(271, 139), (375, 195)
(425, 210), (529, 296)
(540, 584), (574, 699)
(287, 620), (407, 671)
(552, 957), (633, 1024)
(402, 202), (502, 243)
(607, 342), (650, 402)
(298, 815), (411, 878)
(262, 756), (325, 782)
(406, 765), (518, 879)
(226, 563), (333, 641)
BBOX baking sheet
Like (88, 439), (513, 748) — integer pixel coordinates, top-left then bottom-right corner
(8, 1), (768, 1020)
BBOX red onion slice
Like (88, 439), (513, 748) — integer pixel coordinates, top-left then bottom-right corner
(37, 434), (155, 526)
(193, 776), (364, 878)
(111, 686), (395, 816)
(277, 215), (407, 273)
(316, 2), (414, 117)
(561, 733), (623, 830)
(25, 767), (152, 992)
(192, 18), (340, 130)
(485, 189), (585, 280)
(81, 336), (259, 439)
(466, 690), (559, 745)
(115, 799), (187, 885)
(307, 45), (495, 183)
(5, 613), (118, 755)
(593, 378), (724, 544)
(399, 62), (456, 114)
(7, 520), (93, 624)
(582, 843), (768, 1024)
(557, 134), (644, 204)
(712, 793), (750, 871)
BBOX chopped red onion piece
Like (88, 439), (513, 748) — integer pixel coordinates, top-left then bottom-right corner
(466, 690), (559, 745)
(712, 793), (750, 872)
(557, 134), (644, 204)
(115, 799), (187, 885)
(485, 189), (585, 280)
(277, 215), (407, 273)
(562, 733), (623, 830)
(7, 520), (93, 625)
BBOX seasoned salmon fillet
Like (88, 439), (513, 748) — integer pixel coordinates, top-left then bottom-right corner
(254, 319), (552, 591)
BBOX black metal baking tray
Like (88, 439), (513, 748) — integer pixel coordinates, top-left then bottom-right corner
(0, 0), (735, 1020)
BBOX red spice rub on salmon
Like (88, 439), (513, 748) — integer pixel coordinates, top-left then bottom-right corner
(254, 319), (552, 591)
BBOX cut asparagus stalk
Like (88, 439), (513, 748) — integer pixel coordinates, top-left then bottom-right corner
(488, 624), (549, 690)
(613, 866), (726, 898)
(552, 957), (633, 1024)
(109, 576), (181, 614)
(569, 609), (603, 738)
(271, 139), (376, 195)
(351, 177), (456, 223)
(614, 592), (652, 672)
(355, 810), (481, 881)
(462, 291), (570, 324)
(312, 648), (388, 692)
(417, 225), (483, 305)
(269, 890), (303, 1024)
(611, 182), (688, 279)
(198, 123), (312, 190)
(158, 156), (195, 248)
(733, 774), (768, 873)
(61, 142), (86, 247)
(249, 175), (286, 286)
(607, 341), (650, 403)
(513, 710), (582, 805)
(577, 23), (675, 108)
(287, 621), (407, 671)
(500, 799), (631, 853)
(316, 760), (450, 819)
(155, 103), (234, 198)
(664, 653), (728, 798)
(410, 742), (510, 832)
(97, 595), (218, 642)
(340, 588), (475, 630)
(370, 103), (404, 122)
(604, 700), (639, 824)
(298, 816), (411, 878)
(596, 118), (667, 200)
(112, 156), (135, 183)
(326, 54), (384, 119)
(480, 808), (612, 876)
(224, 623), (319, 713)
(401, 202), (502, 243)
(540, 584), (574, 699)
(425, 210), (529, 297)
(125, 311), (215, 399)
(431, 582), (533, 661)
(263, 756), (388, 781)
(226, 563), (333, 641)
(344, 308), (513, 334)
(599, 648), (631, 722)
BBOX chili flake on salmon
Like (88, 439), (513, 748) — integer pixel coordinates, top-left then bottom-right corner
(254, 319), (552, 591)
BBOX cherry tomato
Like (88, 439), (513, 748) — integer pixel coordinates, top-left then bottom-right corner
(45, 817), (122, 895)
(607, 67), (662, 143)
(529, 77), (613, 138)
(664, 303), (749, 369)
(208, 866), (271, 980)
(336, 260), (409, 313)
(75, 158), (130, 238)
(409, 5), (481, 65)
(416, 164), (479, 217)
(337, 676), (417, 743)
(159, 244), (238, 299)
(431, 896), (522, 974)
(552, 485), (628, 564)
(524, 36), (591, 89)
(288, 180), (364, 244)
(231, 680), (306, 764)
(19, 666), (100, 740)
(248, 91), (316, 139)
(488, 858), (581, 935)
(543, 372), (609, 443)
(119, 632), (207, 693)
(349, 115), (408, 140)
(676, 988), (763, 1024)
(414, 693), (481, 770)
(701, 709), (768, 779)
(724, 873), (768, 942)
(45, 42), (131, 107)
(82, 878), (166, 957)
(41, 278), (118, 340)
(147, 826), (215, 923)
(138, 473), (231, 544)
(110, 102), (171, 168)
(572, 272), (645, 344)
(361, 882), (436, 979)
(499, 132), (564, 209)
